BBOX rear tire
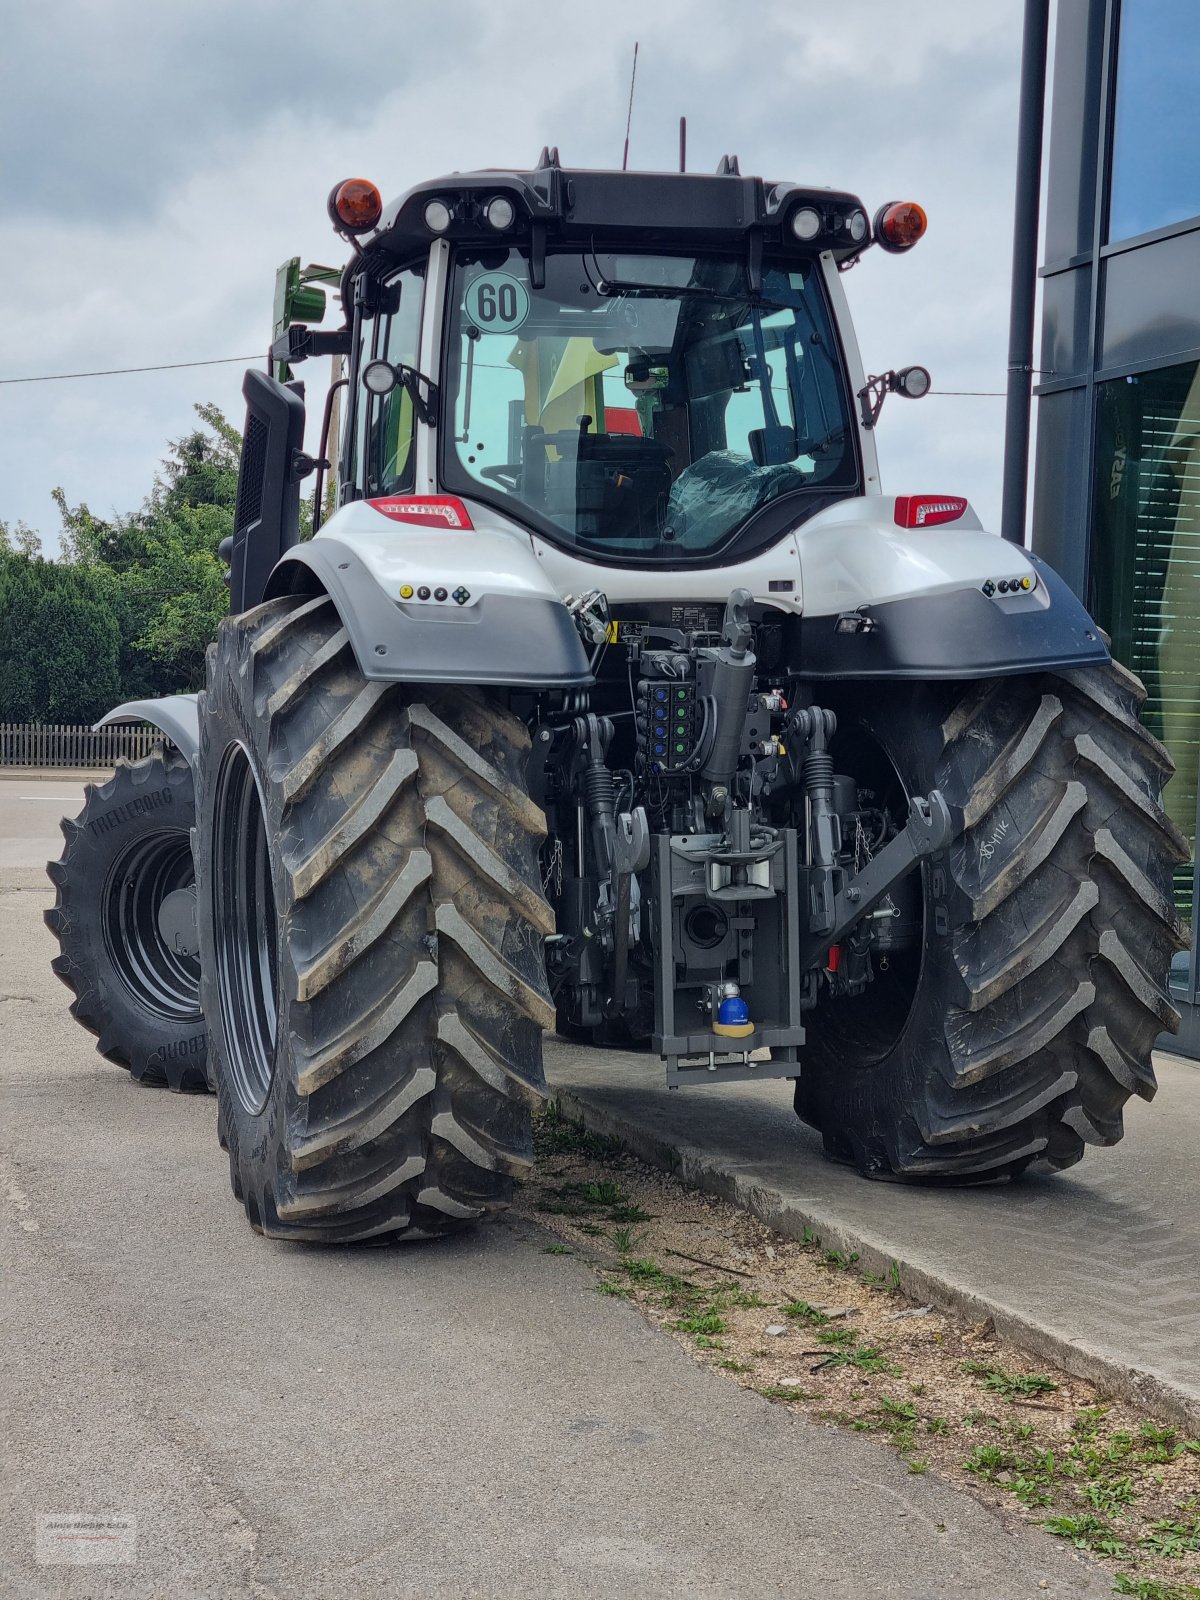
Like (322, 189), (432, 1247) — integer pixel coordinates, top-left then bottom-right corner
(796, 660), (1188, 1181)
(44, 752), (207, 1090)
(195, 594), (554, 1242)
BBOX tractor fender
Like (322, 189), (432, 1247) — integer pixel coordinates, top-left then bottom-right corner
(789, 553), (1109, 679)
(263, 532), (592, 689)
(95, 695), (201, 772)
(791, 499), (1110, 679)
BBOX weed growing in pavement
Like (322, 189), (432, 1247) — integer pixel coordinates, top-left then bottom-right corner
(961, 1359), (1059, 1399)
(1113, 1576), (1200, 1599)
(816, 1328), (858, 1348)
(609, 1225), (647, 1255)
(1141, 1515), (1200, 1559)
(814, 1344), (900, 1377)
(862, 1260), (903, 1294)
(520, 1101), (1200, 1597)
(542, 1243), (572, 1255)
(533, 1101), (624, 1161)
(674, 1311), (727, 1339)
(782, 1299), (830, 1325)
(1042, 1512), (1128, 1555)
(1086, 1477), (1135, 1513)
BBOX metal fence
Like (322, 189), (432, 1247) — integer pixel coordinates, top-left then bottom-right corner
(0, 722), (167, 770)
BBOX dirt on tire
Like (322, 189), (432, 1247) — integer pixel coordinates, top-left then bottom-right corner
(796, 659), (1188, 1180)
(195, 592), (555, 1242)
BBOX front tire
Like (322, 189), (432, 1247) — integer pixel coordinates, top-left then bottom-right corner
(796, 660), (1188, 1181)
(45, 752), (207, 1090)
(195, 594), (554, 1242)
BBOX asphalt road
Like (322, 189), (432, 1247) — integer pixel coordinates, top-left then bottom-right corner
(2, 778), (1109, 1598)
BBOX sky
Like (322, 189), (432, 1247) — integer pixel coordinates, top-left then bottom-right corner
(0, 0), (1035, 552)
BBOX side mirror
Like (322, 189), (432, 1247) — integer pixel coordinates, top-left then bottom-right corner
(857, 365), (932, 429)
(228, 369), (306, 615)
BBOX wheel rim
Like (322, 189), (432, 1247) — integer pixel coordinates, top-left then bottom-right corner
(102, 831), (202, 1023)
(211, 744), (279, 1115)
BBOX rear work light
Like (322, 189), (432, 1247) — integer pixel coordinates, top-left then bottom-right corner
(368, 495), (474, 530)
(894, 495), (967, 528)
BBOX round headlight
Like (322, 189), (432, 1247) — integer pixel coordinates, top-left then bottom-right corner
(424, 199), (453, 234)
(485, 195), (515, 231)
(846, 209), (868, 243)
(790, 206), (823, 242)
(362, 359), (398, 396)
(896, 365), (932, 399)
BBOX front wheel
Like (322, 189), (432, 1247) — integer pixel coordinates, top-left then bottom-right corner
(796, 660), (1188, 1181)
(45, 752), (207, 1090)
(195, 594), (555, 1242)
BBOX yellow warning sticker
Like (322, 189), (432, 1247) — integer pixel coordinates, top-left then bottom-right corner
(605, 620), (621, 643)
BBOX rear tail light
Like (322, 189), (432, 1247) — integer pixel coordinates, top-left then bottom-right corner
(368, 495), (474, 530)
(894, 495), (967, 529)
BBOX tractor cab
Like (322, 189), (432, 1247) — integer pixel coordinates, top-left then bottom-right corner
(270, 154), (927, 574)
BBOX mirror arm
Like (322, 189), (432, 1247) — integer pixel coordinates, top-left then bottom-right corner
(857, 366), (931, 430)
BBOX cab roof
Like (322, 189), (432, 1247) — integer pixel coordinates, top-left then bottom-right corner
(359, 150), (871, 275)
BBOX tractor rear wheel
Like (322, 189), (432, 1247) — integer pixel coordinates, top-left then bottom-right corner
(45, 751), (207, 1090)
(796, 660), (1188, 1181)
(194, 593), (554, 1242)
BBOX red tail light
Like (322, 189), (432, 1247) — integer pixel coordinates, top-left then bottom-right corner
(368, 495), (474, 530)
(894, 495), (967, 529)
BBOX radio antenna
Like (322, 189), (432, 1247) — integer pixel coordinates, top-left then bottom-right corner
(622, 42), (639, 171)
(679, 115), (687, 172)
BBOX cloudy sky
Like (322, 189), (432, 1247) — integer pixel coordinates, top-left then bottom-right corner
(1, 0), (1035, 551)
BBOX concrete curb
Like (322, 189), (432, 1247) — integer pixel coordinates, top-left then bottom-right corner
(551, 1081), (1200, 1434)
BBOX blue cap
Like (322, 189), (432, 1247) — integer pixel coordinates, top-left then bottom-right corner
(717, 995), (750, 1027)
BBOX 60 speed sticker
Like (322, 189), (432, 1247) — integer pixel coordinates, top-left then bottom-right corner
(464, 271), (530, 333)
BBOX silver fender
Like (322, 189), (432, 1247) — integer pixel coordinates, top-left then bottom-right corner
(95, 695), (201, 773)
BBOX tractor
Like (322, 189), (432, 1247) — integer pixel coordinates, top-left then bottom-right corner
(46, 151), (1186, 1240)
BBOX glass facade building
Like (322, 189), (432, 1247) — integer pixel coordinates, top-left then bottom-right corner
(1034, 0), (1200, 1055)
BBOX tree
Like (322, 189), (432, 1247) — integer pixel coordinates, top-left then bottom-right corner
(0, 518), (42, 559)
(50, 402), (239, 699)
(0, 553), (120, 723)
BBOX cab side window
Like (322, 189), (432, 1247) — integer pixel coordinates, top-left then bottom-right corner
(367, 263), (426, 495)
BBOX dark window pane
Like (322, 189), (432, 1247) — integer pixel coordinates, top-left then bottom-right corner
(1089, 362), (1200, 959)
(1039, 264), (1091, 381)
(1100, 228), (1200, 370)
(1109, 0), (1200, 242)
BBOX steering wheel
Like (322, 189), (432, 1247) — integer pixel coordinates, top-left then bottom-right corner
(478, 464), (522, 488)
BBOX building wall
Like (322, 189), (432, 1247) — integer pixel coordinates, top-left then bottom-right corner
(1034, 0), (1200, 1047)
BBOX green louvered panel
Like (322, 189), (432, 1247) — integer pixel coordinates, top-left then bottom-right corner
(1090, 368), (1200, 930)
